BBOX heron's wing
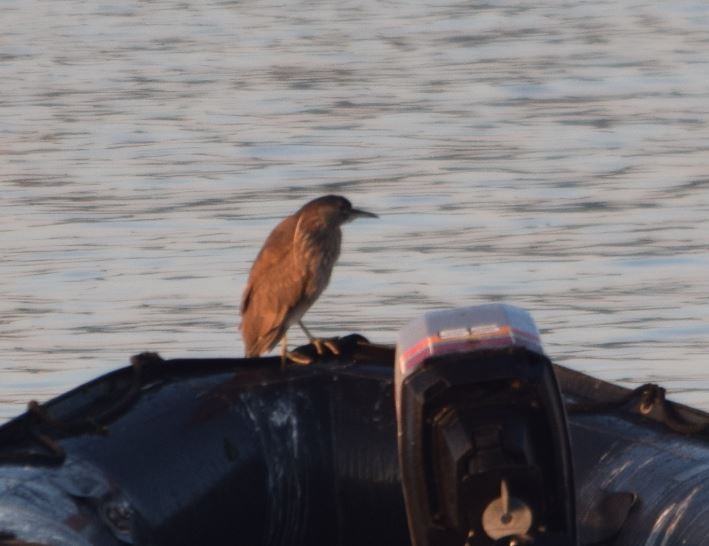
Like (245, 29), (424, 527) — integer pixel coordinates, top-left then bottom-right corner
(240, 214), (307, 355)
(240, 213), (302, 315)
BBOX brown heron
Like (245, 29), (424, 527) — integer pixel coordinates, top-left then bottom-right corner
(240, 195), (378, 364)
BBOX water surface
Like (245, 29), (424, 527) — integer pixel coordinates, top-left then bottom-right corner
(2, 0), (709, 421)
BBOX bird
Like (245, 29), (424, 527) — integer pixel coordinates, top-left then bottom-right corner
(240, 195), (378, 365)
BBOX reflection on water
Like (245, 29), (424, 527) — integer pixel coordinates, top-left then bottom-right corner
(2, 0), (709, 421)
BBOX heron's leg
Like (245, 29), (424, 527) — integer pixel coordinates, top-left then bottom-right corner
(298, 321), (316, 340)
(280, 332), (313, 366)
(298, 321), (340, 356)
(280, 335), (287, 369)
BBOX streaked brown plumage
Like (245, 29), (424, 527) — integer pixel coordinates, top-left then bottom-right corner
(240, 195), (377, 361)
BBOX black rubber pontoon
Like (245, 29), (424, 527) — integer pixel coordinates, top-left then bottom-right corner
(1, 336), (708, 545)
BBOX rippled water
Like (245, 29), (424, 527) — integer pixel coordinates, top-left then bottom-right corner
(2, 0), (709, 421)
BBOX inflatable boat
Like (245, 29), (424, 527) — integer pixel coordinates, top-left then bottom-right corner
(0, 304), (708, 546)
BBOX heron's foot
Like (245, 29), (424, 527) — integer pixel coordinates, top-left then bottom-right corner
(282, 350), (313, 367)
(311, 337), (341, 356)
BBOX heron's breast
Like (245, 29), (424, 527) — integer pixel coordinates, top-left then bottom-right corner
(297, 228), (341, 300)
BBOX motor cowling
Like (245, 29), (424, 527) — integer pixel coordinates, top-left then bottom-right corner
(395, 304), (577, 546)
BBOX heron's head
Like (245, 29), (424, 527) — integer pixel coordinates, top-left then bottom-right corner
(302, 195), (378, 226)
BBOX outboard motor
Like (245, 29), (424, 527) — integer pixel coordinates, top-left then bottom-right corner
(395, 304), (577, 546)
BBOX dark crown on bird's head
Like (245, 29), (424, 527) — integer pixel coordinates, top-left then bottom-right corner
(298, 195), (377, 226)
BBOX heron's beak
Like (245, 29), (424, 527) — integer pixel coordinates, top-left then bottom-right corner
(350, 208), (378, 220)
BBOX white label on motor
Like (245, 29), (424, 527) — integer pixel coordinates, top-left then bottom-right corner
(438, 328), (471, 339)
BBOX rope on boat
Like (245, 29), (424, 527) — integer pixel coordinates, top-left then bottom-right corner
(0, 354), (150, 466)
(568, 382), (709, 435)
